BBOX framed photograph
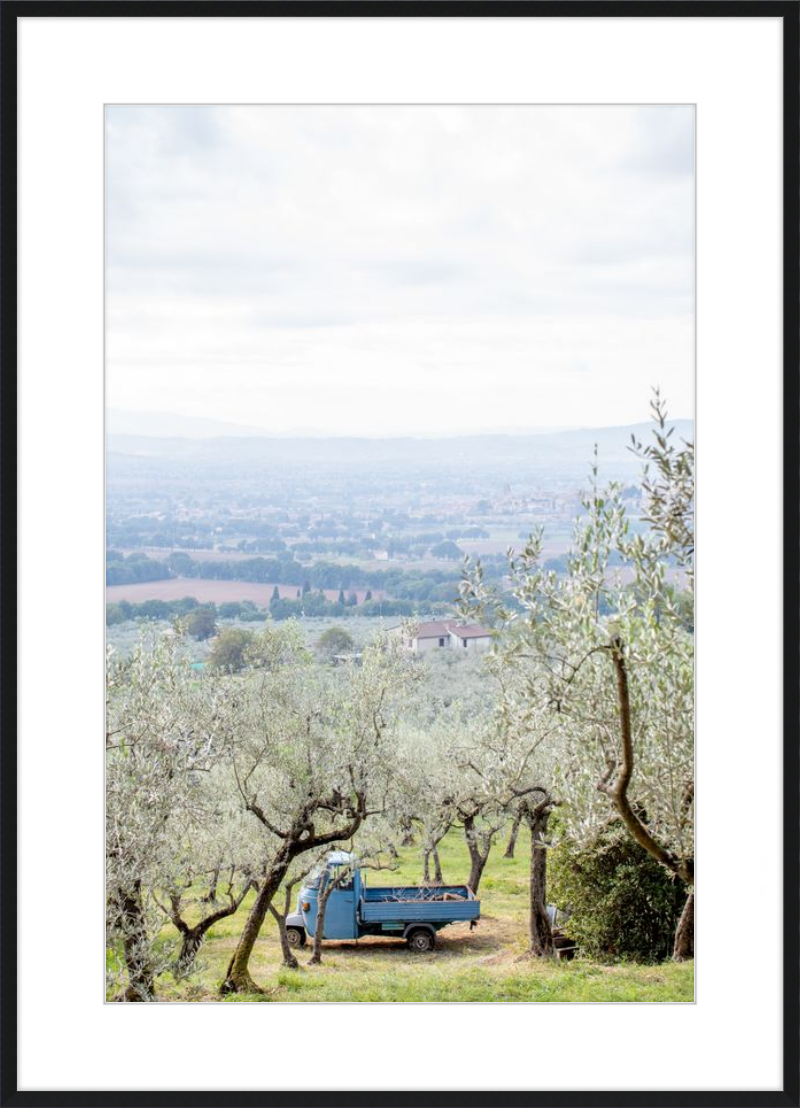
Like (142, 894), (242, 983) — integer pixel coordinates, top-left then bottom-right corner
(3, 2), (797, 1104)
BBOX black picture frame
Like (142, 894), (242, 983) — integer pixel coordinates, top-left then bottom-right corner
(1, 3), (797, 1105)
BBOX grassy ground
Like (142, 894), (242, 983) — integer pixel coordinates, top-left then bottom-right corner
(132, 830), (694, 1003)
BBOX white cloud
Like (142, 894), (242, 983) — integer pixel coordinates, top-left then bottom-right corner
(106, 105), (694, 435)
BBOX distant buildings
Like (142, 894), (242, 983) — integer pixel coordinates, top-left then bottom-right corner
(394, 620), (492, 654)
(331, 652), (363, 667)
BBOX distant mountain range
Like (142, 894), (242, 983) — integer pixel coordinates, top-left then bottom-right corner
(106, 419), (693, 487)
(107, 410), (270, 439)
(107, 409), (619, 442)
(107, 419), (693, 462)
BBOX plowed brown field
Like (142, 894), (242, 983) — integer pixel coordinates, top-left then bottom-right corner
(106, 578), (383, 605)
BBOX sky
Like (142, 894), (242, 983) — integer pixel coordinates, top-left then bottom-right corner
(105, 105), (694, 437)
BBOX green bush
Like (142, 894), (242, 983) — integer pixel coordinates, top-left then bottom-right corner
(184, 606), (218, 641)
(207, 628), (256, 673)
(315, 626), (356, 660)
(549, 818), (686, 963)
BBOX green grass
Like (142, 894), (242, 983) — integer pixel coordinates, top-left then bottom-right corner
(123, 829), (694, 1003)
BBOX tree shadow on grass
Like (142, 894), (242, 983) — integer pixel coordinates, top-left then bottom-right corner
(317, 924), (505, 961)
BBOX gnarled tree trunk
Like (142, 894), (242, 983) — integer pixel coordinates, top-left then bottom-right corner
(168, 879), (252, 976)
(307, 877), (341, 966)
(268, 875), (311, 970)
(525, 796), (555, 957)
(220, 799), (365, 994)
(116, 881), (156, 1001)
(504, 807), (524, 859)
(220, 847), (293, 994)
(601, 638), (695, 960)
(201, 866), (220, 905)
(422, 837), (445, 885)
(432, 845), (444, 884)
(177, 925), (210, 973)
(463, 814), (494, 894)
(673, 889), (694, 961)
(269, 903), (299, 969)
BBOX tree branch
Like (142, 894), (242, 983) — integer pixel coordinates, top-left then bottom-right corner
(600, 637), (692, 884)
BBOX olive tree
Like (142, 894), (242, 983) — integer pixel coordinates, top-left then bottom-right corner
(461, 409), (694, 960)
(392, 721), (456, 885)
(475, 654), (564, 955)
(394, 709), (506, 896)
(631, 388), (694, 573)
(153, 785), (263, 976)
(106, 633), (227, 999)
(219, 624), (412, 994)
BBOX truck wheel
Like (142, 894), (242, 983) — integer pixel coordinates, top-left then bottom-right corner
(407, 928), (435, 953)
(286, 927), (306, 948)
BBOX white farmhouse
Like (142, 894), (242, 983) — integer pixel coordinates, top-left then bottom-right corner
(447, 624), (492, 652)
(395, 620), (492, 654)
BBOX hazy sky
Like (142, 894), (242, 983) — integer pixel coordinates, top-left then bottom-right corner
(105, 105), (694, 436)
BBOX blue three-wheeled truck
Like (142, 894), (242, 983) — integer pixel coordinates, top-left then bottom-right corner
(285, 851), (480, 952)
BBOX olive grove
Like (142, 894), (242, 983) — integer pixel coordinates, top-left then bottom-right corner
(106, 406), (694, 999)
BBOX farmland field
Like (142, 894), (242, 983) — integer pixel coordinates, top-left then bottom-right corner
(128, 829), (694, 1004)
(121, 547), (260, 563)
(106, 578), (383, 605)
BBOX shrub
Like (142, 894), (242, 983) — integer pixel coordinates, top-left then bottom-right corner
(184, 606), (218, 641)
(549, 818), (685, 963)
(315, 626), (356, 660)
(207, 629), (256, 673)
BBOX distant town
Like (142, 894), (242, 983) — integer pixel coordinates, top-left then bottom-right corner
(107, 420), (689, 630)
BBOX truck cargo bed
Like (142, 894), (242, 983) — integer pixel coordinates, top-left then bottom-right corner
(359, 885), (479, 924)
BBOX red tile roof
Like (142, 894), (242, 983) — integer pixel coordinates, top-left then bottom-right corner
(448, 625), (491, 640)
(415, 620), (490, 640)
(415, 621), (455, 638)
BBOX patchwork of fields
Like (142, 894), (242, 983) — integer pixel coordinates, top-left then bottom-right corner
(106, 577), (382, 605)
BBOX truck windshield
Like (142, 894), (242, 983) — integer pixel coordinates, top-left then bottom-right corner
(306, 857), (357, 890)
(304, 863), (325, 889)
